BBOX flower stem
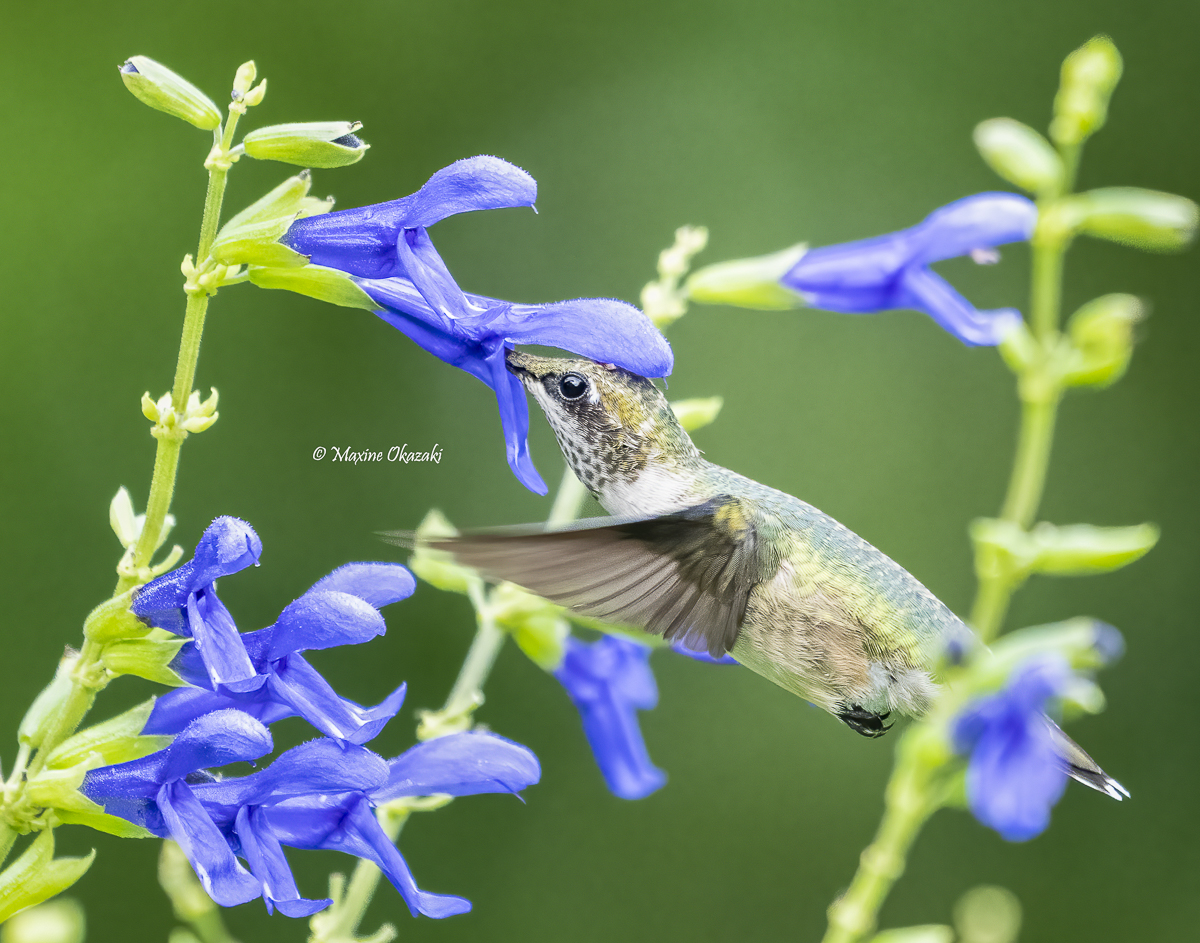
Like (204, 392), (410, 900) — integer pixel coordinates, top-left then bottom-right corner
(311, 810), (408, 943)
(548, 465), (589, 527)
(0, 823), (17, 868)
(822, 749), (937, 943)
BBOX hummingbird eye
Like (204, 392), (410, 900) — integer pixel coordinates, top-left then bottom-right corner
(558, 373), (588, 400)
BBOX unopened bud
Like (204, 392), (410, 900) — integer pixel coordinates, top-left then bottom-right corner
(243, 121), (369, 169)
(685, 244), (808, 310)
(669, 396), (724, 432)
(1065, 293), (1143, 387)
(110, 487), (138, 548)
(19, 653), (78, 748)
(974, 118), (1062, 194)
(119, 57), (221, 131)
(1050, 36), (1122, 147)
(232, 61), (257, 96)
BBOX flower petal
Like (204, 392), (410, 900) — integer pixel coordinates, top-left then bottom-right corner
(309, 563), (416, 609)
(908, 193), (1037, 265)
(236, 805), (331, 917)
(142, 686), (294, 736)
(187, 589), (257, 687)
(282, 156), (536, 279)
(395, 226), (473, 321)
(266, 654), (405, 744)
(377, 731), (541, 800)
(160, 709), (274, 781)
(553, 636), (666, 800)
(134, 518), (262, 618)
(780, 233), (911, 312)
(895, 266), (1022, 346)
(670, 641), (739, 665)
(486, 346), (546, 494)
(264, 591), (387, 660)
(158, 781), (262, 907)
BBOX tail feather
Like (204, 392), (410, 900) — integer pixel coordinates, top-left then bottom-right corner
(1046, 718), (1129, 800)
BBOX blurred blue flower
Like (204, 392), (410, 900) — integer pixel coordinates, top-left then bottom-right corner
(553, 635), (666, 800)
(670, 640), (739, 665)
(133, 517), (262, 689)
(281, 155), (672, 494)
(85, 712), (541, 919)
(145, 563), (415, 745)
(952, 655), (1071, 841)
(360, 277), (672, 494)
(782, 193), (1037, 345)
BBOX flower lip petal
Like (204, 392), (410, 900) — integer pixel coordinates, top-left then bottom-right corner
(896, 267), (1022, 347)
(309, 563), (416, 608)
(160, 709), (274, 781)
(402, 155), (537, 230)
(265, 591), (387, 660)
(158, 780), (262, 907)
(908, 193), (1038, 265)
(377, 731), (541, 801)
(265, 655), (406, 744)
(235, 805), (331, 917)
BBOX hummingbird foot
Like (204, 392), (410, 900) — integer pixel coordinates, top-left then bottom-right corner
(837, 706), (893, 739)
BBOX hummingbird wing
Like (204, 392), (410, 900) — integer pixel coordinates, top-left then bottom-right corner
(428, 496), (777, 658)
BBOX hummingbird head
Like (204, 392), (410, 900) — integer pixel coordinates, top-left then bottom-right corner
(506, 349), (704, 504)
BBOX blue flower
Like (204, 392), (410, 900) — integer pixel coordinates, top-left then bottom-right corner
(553, 635), (666, 800)
(360, 277), (672, 494)
(144, 562), (415, 745)
(670, 640), (739, 665)
(84, 712), (541, 919)
(781, 193), (1037, 345)
(133, 517), (263, 689)
(281, 156), (673, 494)
(952, 655), (1071, 841)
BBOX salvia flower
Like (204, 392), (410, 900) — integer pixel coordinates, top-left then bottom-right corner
(132, 517), (263, 689)
(671, 640), (739, 665)
(362, 277), (672, 494)
(281, 156), (672, 494)
(83, 713), (540, 919)
(145, 562), (415, 745)
(952, 655), (1071, 841)
(782, 193), (1037, 345)
(553, 635), (666, 800)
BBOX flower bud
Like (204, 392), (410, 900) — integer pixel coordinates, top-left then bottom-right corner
(109, 486), (138, 548)
(1028, 521), (1158, 575)
(1064, 293), (1143, 387)
(248, 264), (377, 310)
(685, 244), (808, 310)
(119, 57), (222, 131)
(1050, 36), (1122, 146)
(18, 653), (78, 748)
(0, 899), (86, 943)
(974, 118), (1063, 194)
(232, 61), (257, 96)
(491, 582), (569, 670)
(243, 121), (369, 168)
(408, 510), (477, 595)
(669, 396), (724, 432)
(1065, 187), (1198, 252)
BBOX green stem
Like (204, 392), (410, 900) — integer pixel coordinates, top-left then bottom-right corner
(822, 749), (937, 943)
(433, 584), (506, 728)
(999, 393), (1059, 530)
(313, 810), (409, 943)
(0, 823), (17, 868)
(23, 640), (104, 781)
(548, 466), (589, 526)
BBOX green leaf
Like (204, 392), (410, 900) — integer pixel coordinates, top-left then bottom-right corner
(1065, 187), (1198, 252)
(0, 832), (95, 924)
(974, 118), (1062, 194)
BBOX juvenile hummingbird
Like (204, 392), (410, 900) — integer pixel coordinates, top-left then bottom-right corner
(432, 349), (1125, 799)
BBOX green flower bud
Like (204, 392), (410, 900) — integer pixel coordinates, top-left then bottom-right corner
(669, 396), (724, 432)
(0, 832), (95, 925)
(26, 760), (103, 815)
(0, 899), (85, 943)
(19, 655), (77, 749)
(243, 122), (369, 169)
(491, 582), (569, 670)
(100, 638), (186, 686)
(119, 57), (222, 131)
(1029, 521), (1158, 575)
(109, 487), (138, 548)
(248, 264), (377, 310)
(46, 699), (169, 770)
(1064, 187), (1198, 252)
(973, 118), (1062, 194)
(408, 510), (478, 596)
(82, 590), (146, 643)
(210, 174), (314, 268)
(685, 244), (807, 310)
(1050, 35), (1122, 147)
(1064, 293), (1143, 387)
(232, 61), (257, 96)
(953, 886), (1021, 943)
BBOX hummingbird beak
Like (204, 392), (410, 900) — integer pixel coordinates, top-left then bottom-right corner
(504, 348), (538, 382)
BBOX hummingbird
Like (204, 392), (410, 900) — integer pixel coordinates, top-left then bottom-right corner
(429, 349), (1125, 799)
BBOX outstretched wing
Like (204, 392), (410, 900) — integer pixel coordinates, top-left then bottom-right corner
(430, 496), (776, 658)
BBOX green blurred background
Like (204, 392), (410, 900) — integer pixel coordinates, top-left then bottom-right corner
(2, 1), (1197, 940)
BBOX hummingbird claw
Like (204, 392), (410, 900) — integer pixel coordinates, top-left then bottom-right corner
(837, 705), (894, 739)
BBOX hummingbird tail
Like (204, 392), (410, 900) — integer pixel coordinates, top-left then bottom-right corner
(1046, 719), (1129, 800)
